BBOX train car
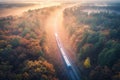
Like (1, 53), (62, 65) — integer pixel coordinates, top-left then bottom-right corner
(63, 55), (72, 69)
(60, 48), (66, 56)
(55, 33), (72, 70)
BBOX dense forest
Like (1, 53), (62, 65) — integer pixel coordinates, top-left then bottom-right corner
(0, 2), (120, 80)
(63, 3), (120, 80)
(0, 7), (58, 80)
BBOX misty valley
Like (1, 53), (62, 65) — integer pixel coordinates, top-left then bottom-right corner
(0, 1), (120, 80)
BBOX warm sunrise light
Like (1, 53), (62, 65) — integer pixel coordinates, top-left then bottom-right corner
(0, 0), (120, 80)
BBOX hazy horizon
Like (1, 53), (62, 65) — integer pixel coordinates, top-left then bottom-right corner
(0, 0), (120, 2)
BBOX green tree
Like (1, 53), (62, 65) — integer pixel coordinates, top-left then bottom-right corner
(10, 38), (20, 48)
(98, 41), (120, 66)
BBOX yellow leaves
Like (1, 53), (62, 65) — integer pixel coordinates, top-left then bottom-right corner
(27, 60), (42, 68)
(26, 59), (55, 74)
(84, 57), (91, 68)
(35, 68), (41, 72)
(27, 61), (34, 68)
(43, 61), (55, 73)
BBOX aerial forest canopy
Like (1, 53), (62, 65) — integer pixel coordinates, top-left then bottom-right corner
(0, 7), (58, 80)
(0, 1), (120, 80)
(63, 2), (120, 80)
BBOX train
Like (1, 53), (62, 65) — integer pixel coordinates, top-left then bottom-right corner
(55, 33), (72, 69)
